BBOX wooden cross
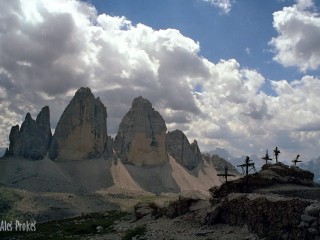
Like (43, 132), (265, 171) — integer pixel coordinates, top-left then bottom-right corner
(292, 154), (301, 166)
(262, 150), (273, 165)
(237, 156), (255, 176)
(273, 146), (281, 163)
(217, 166), (236, 182)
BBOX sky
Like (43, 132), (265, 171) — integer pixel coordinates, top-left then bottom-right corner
(1, 0), (320, 161)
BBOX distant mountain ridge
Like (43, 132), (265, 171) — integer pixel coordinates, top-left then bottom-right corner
(301, 157), (320, 183)
(209, 148), (263, 173)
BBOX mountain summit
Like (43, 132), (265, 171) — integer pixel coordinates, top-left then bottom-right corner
(166, 130), (203, 170)
(49, 87), (107, 160)
(114, 96), (168, 166)
(5, 106), (52, 160)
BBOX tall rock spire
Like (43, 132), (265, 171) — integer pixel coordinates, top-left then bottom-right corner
(49, 87), (107, 160)
(6, 107), (52, 160)
(114, 96), (168, 166)
(166, 130), (203, 170)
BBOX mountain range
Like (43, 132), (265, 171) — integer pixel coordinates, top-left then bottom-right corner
(1, 87), (232, 196)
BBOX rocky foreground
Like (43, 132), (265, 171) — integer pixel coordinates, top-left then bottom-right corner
(2, 162), (320, 240)
(1, 195), (259, 240)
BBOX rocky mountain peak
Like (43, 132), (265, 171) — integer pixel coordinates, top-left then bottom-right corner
(76, 87), (92, 94)
(6, 107), (52, 160)
(166, 130), (203, 170)
(190, 140), (202, 162)
(132, 96), (153, 109)
(36, 106), (52, 150)
(49, 87), (107, 161)
(114, 96), (168, 166)
(25, 112), (32, 120)
(36, 106), (49, 122)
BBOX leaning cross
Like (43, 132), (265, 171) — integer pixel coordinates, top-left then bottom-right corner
(217, 166), (236, 182)
(237, 156), (255, 176)
(262, 150), (273, 165)
(292, 154), (302, 166)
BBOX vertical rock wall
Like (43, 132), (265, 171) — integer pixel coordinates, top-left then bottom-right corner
(49, 87), (107, 161)
(114, 96), (168, 166)
(166, 130), (203, 170)
(6, 106), (52, 160)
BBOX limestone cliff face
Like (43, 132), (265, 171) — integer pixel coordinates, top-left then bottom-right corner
(190, 140), (203, 164)
(208, 193), (314, 240)
(36, 106), (52, 150)
(6, 106), (52, 160)
(49, 87), (107, 161)
(114, 96), (168, 166)
(166, 130), (202, 170)
(7, 125), (21, 157)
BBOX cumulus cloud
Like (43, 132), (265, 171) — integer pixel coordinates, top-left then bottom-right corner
(202, 0), (233, 14)
(270, 0), (320, 71)
(0, 0), (320, 160)
(0, 0), (205, 147)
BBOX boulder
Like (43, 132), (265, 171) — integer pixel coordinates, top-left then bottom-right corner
(49, 87), (107, 160)
(114, 96), (168, 166)
(166, 130), (202, 170)
(134, 202), (156, 220)
(6, 107), (52, 160)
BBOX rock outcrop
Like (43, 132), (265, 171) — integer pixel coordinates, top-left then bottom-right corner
(134, 195), (203, 220)
(210, 162), (314, 199)
(49, 87), (107, 161)
(166, 130), (203, 170)
(207, 193), (316, 240)
(114, 96), (168, 166)
(6, 107), (52, 160)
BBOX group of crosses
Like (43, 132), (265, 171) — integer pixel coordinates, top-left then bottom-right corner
(217, 146), (302, 182)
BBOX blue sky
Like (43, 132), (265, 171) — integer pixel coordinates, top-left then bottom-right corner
(91, 0), (319, 85)
(1, 0), (320, 161)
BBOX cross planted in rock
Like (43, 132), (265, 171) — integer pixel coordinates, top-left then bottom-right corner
(273, 146), (281, 163)
(292, 154), (302, 166)
(261, 150), (272, 165)
(237, 156), (255, 176)
(217, 166), (236, 182)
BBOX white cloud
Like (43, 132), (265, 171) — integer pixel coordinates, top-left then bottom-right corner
(296, 0), (314, 10)
(270, 0), (320, 71)
(245, 47), (251, 55)
(0, 0), (320, 161)
(202, 0), (233, 14)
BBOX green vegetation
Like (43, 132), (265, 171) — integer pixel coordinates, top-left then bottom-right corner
(0, 188), (22, 219)
(122, 225), (147, 240)
(1, 210), (129, 239)
(136, 195), (161, 203)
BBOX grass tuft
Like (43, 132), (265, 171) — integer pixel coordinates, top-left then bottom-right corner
(122, 225), (147, 240)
